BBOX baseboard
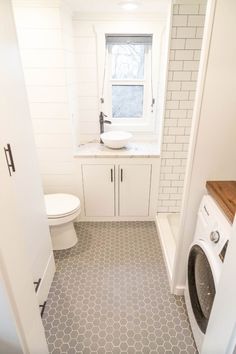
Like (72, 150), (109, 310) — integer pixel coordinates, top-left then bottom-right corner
(155, 214), (174, 289)
(36, 253), (55, 305)
(77, 216), (155, 222)
(155, 214), (185, 296)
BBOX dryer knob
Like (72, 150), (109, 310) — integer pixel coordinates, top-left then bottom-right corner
(210, 230), (220, 243)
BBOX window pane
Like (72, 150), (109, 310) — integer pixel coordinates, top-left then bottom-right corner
(112, 85), (143, 118)
(111, 44), (145, 80)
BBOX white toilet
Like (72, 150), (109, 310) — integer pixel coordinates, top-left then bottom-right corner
(44, 193), (81, 251)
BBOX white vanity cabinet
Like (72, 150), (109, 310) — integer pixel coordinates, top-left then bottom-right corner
(76, 154), (160, 220)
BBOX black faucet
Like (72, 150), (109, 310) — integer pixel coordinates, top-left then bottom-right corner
(99, 112), (111, 143)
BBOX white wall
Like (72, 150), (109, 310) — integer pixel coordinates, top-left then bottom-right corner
(13, 0), (78, 195)
(60, 1), (80, 149)
(73, 15), (99, 142)
(173, 0), (236, 290)
(157, 1), (206, 213)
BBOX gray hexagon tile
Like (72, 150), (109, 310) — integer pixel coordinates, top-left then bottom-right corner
(42, 221), (197, 353)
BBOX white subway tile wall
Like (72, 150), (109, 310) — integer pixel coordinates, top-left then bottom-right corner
(157, 3), (206, 213)
(12, 0), (78, 195)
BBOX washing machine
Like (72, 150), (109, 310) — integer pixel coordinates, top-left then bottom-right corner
(185, 195), (232, 352)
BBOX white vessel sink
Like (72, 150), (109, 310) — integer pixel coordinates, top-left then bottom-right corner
(100, 131), (133, 149)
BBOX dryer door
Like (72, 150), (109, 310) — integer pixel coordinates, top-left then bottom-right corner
(188, 244), (216, 334)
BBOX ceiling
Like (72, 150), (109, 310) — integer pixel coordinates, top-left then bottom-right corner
(69, 0), (169, 14)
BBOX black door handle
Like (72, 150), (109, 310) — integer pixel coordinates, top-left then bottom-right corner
(120, 168), (123, 182)
(4, 144), (16, 176)
(110, 168), (113, 182)
(33, 278), (41, 293)
(39, 301), (47, 317)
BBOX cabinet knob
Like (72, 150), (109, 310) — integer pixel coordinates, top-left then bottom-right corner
(39, 301), (47, 317)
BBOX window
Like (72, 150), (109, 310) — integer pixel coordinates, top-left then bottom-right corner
(105, 35), (154, 129)
(95, 23), (165, 135)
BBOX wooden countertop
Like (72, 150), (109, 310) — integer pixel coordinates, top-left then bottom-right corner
(206, 181), (236, 224)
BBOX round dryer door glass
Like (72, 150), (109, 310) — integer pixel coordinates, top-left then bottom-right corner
(188, 244), (216, 334)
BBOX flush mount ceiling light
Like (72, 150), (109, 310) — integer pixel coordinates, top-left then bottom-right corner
(119, 1), (140, 11)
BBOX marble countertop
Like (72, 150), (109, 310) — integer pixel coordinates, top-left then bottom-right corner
(74, 142), (160, 158)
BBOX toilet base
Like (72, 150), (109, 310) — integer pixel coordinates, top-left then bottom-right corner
(50, 221), (78, 250)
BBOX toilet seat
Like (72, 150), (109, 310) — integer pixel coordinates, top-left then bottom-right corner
(45, 193), (81, 219)
(44, 193), (81, 250)
(47, 206), (81, 219)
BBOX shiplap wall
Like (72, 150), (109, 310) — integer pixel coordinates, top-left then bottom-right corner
(157, 3), (206, 213)
(13, 0), (78, 194)
(73, 18), (99, 143)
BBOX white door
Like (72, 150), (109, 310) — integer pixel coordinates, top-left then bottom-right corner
(0, 1), (49, 351)
(0, 270), (24, 354)
(0, 1), (54, 286)
(0, 136), (49, 354)
(119, 164), (151, 216)
(82, 164), (115, 216)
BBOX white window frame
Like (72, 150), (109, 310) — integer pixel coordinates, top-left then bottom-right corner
(107, 39), (151, 124)
(95, 22), (165, 133)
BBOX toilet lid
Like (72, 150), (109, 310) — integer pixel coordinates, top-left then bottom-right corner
(44, 194), (80, 218)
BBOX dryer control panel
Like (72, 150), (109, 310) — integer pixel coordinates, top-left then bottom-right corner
(195, 195), (232, 262)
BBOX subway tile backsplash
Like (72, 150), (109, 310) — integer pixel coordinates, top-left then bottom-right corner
(157, 3), (206, 213)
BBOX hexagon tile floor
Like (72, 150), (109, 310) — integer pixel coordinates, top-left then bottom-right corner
(42, 222), (197, 354)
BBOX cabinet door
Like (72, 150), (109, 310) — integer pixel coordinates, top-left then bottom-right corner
(119, 164), (151, 216)
(82, 164), (115, 216)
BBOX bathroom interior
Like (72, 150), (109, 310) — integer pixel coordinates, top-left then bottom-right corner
(1, 0), (236, 353)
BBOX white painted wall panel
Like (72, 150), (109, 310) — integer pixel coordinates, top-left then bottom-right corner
(34, 134), (73, 148)
(13, 7), (61, 28)
(27, 86), (68, 102)
(29, 102), (69, 118)
(20, 49), (65, 67)
(16, 29), (62, 48)
(23, 68), (66, 86)
(13, 1), (78, 195)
